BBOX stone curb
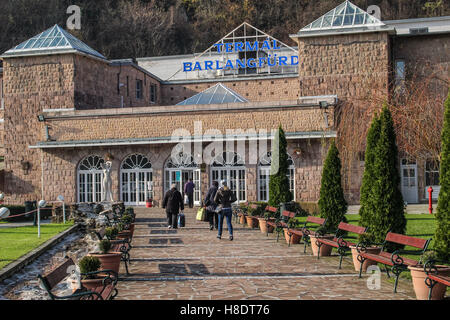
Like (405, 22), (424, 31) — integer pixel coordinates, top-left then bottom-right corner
(0, 223), (81, 283)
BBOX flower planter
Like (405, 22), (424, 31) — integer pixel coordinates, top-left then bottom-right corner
(349, 245), (381, 272)
(258, 218), (274, 234)
(81, 277), (106, 292)
(88, 252), (122, 274)
(408, 265), (450, 300)
(309, 234), (334, 256)
(124, 223), (135, 237)
(246, 216), (259, 228)
(239, 215), (246, 225)
(117, 230), (131, 240)
(284, 228), (301, 245)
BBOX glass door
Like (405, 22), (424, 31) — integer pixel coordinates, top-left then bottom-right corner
(401, 159), (418, 204)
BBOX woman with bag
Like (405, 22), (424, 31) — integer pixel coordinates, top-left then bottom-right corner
(204, 181), (219, 231)
(214, 180), (237, 241)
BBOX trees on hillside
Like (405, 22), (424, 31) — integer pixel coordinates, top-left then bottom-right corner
(435, 90), (450, 260)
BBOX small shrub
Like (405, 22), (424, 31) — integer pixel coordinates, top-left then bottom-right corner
(357, 232), (375, 245)
(124, 207), (134, 216)
(247, 202), (267, 217)
(78, 256), (101, 279)
(99, 239), (112, 254)
(287, 218), (297, 228)
(121, 214), (133, 224)
(105, 227), (118, 240)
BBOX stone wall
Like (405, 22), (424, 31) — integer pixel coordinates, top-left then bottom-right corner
(160, 76), (300, 105)
(46, 105), (332, 142)
(73, 56), (162, 109)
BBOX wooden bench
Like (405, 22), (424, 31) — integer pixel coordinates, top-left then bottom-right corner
(357, 232), (431, 293)
(286, 216), (327, 253)
(315, 222), (368, 269)
(267, 209), (296, 242)
(95, 227), (132, 275)
(264, 206), (279, 236)
(424, 259), (450, 300)
(38, 257), (118, 300)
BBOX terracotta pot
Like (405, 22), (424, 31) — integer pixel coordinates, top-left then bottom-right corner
(81, 277), (105, 292)
(408, 265), (450, 300)
(284, 228), (301, 245)
(309, 234), (333, 256)
(117, 230), (131, 240)
(239, 215), (246, 225)
(350, 245), (381, 272)
(124, 223), (135, 236)
(88, 252), (122, 274)
(246, 216), (259, 228)
(258, 218), (274, 234)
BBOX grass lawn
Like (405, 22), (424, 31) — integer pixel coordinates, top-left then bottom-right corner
(0, 222), (74, 270)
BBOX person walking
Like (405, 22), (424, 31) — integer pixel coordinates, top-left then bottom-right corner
(162, 183), (184, 229)
(204, 181), (219, 231)
(214, 180), (237, 241)
(184, 178), (195, 208)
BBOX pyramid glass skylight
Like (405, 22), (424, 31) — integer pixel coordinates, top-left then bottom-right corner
(176, 83), (248, 106)
(3, 25), (106, 60)
(300, 1), (384, 32)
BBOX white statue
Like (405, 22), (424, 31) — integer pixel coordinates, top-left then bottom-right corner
(101, 161), (113, 202)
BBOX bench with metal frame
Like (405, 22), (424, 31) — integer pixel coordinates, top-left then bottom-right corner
(266, 209), (296, 242)
(285, 216), (327, 253)
(38, 257), (118, 300)
(264, 206), (279, 236)
(424, 259), (450, 300)
(357, 232), (431, 293)
(314, 222), (368, 269)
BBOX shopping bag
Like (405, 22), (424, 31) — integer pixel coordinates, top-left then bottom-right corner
(178, 213), (185, 228)
(196, 208), (206, 221)
(184, 194), (189, 205)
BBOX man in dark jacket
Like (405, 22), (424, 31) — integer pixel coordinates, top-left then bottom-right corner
(204, 181), (219, 231)
(162, 183), (184, 229)
(184, 178), (195, 208)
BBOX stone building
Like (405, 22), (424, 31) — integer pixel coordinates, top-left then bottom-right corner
(0, 1), (448, 207)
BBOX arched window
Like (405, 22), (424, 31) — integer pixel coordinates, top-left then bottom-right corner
(77, 155), (105, 203)
(164, 153), (201, 205)
(258, 152), (295, 202)
(211, 151), (246, 203)
(120, 154), (153, 206)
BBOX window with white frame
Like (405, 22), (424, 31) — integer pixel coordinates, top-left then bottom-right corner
(120, 154), (153, 205)
(77, 155), (105, 203)
(211, 151), (246, 203)
(258, 152), (295, 202)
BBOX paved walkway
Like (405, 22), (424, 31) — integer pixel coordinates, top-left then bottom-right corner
(116, 207), (416, 300)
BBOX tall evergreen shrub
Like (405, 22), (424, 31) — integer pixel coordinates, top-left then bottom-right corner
(318, 140), (347, 232)
(359, 114), (381, 228)
(365, 105), (406, 250)
(435, 90), (450, 260)
(268, 126), (292, 207)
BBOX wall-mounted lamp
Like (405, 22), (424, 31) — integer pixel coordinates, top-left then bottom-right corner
(37, 114), (45, 122)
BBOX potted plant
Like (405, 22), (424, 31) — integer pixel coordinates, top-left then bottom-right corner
(117, 222), (132, 240)
(349, 233), (382, 272)
(121, 214), (135, 236)
(124, 207), (135, 220)
(259, 210), (276, 234)
(309, 226), (334, 256)
(408, 251), (450, 300)
(283, 218), (301, 245)
(78, 256), (104, 291)
(88, 239), (122, 274)
(105, 226), (119, 240)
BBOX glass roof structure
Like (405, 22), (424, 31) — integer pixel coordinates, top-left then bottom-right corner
(176, 83), (248, 106)
(300, 1), (385, 32)
(2, 25), (106, 60)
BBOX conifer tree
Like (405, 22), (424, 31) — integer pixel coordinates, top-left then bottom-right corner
(366, 105), (406, 250)
(359, 114), (381, 228)
(318, 140), (347, 231)
(435, 90), (450, 260)
(268, 126), (292, 207)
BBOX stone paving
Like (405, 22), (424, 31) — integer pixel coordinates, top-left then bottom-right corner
(116, 207), (416, 300)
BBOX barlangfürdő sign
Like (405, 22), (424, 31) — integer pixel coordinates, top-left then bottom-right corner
(183, 40), (299, 72)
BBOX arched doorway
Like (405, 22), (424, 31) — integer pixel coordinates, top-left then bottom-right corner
(164, 152), (201, 206)
(211, 151), (246, 203)
(120, 154), (153, 206)
(77, 155), (105, 203)
(258, 152), (295, 202)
